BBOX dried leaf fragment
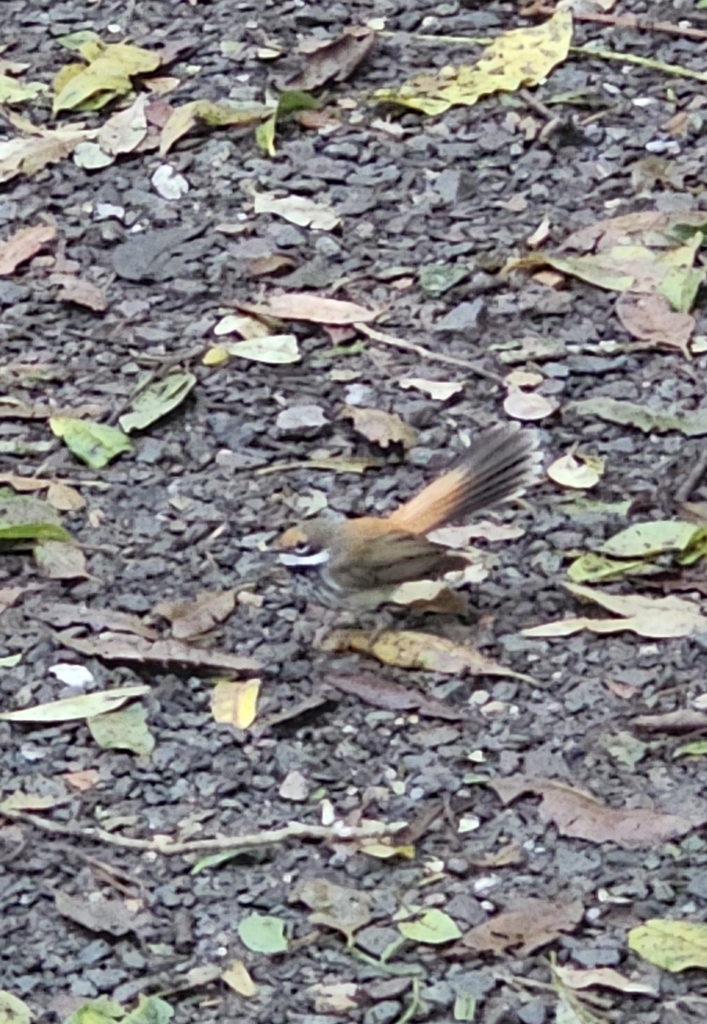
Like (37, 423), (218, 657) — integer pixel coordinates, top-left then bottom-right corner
(0, 223), (56, 276)
(341, 405), (417, 449)
(450, 897), (583, 957)
(281, 26), (375, 91)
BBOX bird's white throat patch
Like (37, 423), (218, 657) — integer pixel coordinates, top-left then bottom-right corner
(279, 549), (331, 567)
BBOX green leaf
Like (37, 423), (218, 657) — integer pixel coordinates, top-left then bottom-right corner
(453, 992), (477, 1021)
(398, 908), (462, 945)
(567, 552), (653, 584)
(123, 995), (174, 1023)
(629, 918), (707, 971)
(0, 488), (71, 544)
(0, 74), (47, 105)
(191, 849), (246, 874)
(673, 740), (707, 759)
(53, 42), (161, 113)
(237, 912), (288, 953)
(0, 654), (22, 668)
(0, 685), (150, 723)
(0, 990), (31, 1024)
(50, 417), (132, 469)
(118, 372), (196, 433)
(255, 111), (277, 157)
(601, 520), (701, 559)
(419, 264), (467, 297)
(65, 997), (125, 1024)
(57, 30), (103, 52)
(277, 90), (319, 116)
(88, 701), (155, 757)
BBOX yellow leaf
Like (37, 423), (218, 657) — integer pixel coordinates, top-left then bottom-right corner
(53, 42), (160, 113)
(629, 919), (707, 972)
(221, 959), (257, 997)
(159, 100), (269, 156)
(211, 678), (261, 729)
(375, 8), (572, 115)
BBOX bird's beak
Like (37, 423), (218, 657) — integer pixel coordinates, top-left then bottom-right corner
(278, 549), (330, 567)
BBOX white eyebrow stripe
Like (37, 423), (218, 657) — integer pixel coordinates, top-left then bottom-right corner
(279, 550), (331, 567)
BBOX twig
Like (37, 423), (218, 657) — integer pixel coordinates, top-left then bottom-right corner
(571, 45), (707, 85)
(2, 808), (407, 856)
(675, 446), (707, 503)
(355, 323), (503, 384)
(522, 4), (707, 43)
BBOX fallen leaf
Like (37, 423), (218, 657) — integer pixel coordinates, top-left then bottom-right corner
(237, 912), (288, 954)
(213, 313), (272, 339)
(419, 263), (467, 297)
(522, 582), (707, 639)
(0, 792), (66, 813)
(50, 417), (132, 469)
(450, 897), (583, 957)
(430, 522), (525, 546)
(674, 740), (707, 758)
(293, 877), (371, 941)
(159, 99), (269, 155)
(398, 908), (462, 945)
(34, 540), (88, 580)
(553, 964), (656, 996)
(341, 405), (417, 449)
(0, 124), (97, 185)
(55, 275), (107, 311)
(153, 589), (236, 639)
(547, 452), (603, 490)
(56, 630), (260, 673)
(88, 701), (155, 757)
(503, 389), (557, 421)
(329, 671), (464, 721)
(53, 41), (161, 113)
(399, 377), (463, 401)
(253, 191), (340, 231)
(242, 292), (377, 324)
(210, 678), (261, 729)
(0, 992), (30, 1024)
(221, 960), (256, 998)
(0, 223), (56, 275)
(62, 769), (100, 791)
(569, 396), (707, 437)
(0, 72), (46, 105)
(600, 520), (707, 563)
(281, 26), (375, 91)
(255, 91), (319, 158)
(47, 481), (86, 512)
(0, 684), (149, 723)
(375, 8), (572, 115)
(247, 253), (295, 277)
(322, 629), (536, 684)
(0, 488), (71, 544)
(151, 163), (189, 200)
(54, 889), (147, 937)
(616, 291), (694, 357)
(118, 372), (196, 433)
(73, 140), (115, 169)
(205, 334), (299, 366)
(488, 775), (706, 845)
(97, 94), (148, 155)
(309, 982), (357, 1014)
(38, 602), (157, 639)
(632, 710), (707, 735)
(629, 919), (707, 972)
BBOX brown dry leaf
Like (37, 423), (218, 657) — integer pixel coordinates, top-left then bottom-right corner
(56, 629), (260, 672)
(241, 293), (377, 324)
(523, 582), (707, 640)
(553, 964), (657, 997)
(0, 584), (40, 614)
(62, 768), (100, 791)
(210, 678), (260, 729)
(560, 209), (705, 253)
(340, 405), (417, 449)
(247, 254), (295, 277)
(46, 481), (85, 512)
(54, 889), (148, 938)
(468, 842), (525, 869)
(616, 292), (694, 357)
(604, 678), (640, 700)
(0, 223), (56, 275)
(293, 877), (372, 941)
(55, 274), (107, 312)
(253, 192), (340, 231)
(310, 982), (358, 1015)
(0, 124), (97, 184)
(450, 897), (583, 957)
(632, 710), (707, 735)
(37, 601), (158, 639)
(488, 775), (707, 845)
(329, 670), (465, 721)
(0, 791), (66, 813)
(281, 26), (375, 91)
(97, 94), (148, 156)
(322, 629), (536, 684)
(388, 579), (471, 615)
(35, 540), (88, 580)
(153, 589), (236, 640)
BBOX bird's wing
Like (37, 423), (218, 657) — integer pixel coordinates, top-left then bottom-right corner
(330, 531), (467, 589)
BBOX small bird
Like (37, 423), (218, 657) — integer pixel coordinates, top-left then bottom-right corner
(279, 424), (541, 612)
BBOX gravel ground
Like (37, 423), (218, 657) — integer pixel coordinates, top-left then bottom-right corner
(2, 0), (707, 1022)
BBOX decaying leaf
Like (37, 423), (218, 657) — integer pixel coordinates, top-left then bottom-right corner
(398, 908), (462, 945)
(0, 223), (56, 276)
(523, 582), (707, 639)
(237, 912), (288, 954)
(569, 396), (707, 437)
(0, 684), (149, 723)
(399, 377), (463, 401)
(50, 417), (132, 469)
(340, 405), (417, 449)
(253, 191), (340, 231)
(88, 701), (155, 757)
(321, 629), (536, 684)
(241, 292), (377, 324)
(53, 40), (161, 113)
(153, 589), (236, 639)
(616, 291), (694, 357)
(0, 123), (97, 185)
(54, 888), (148, 937)
(309, 982), (357, 1015)
(375, 9), (572, 116)
(210, 678), (261, 730)
(280, 26), (375, 91)
(56, 630), (260, 673)
(503, 388), (558, 421)
(629, 919), (707, 972)
(0, 488), (72, 544)
(547, 452), (603, 490)
(159, 99), (269, 155)
(34, 539), (88, 580)
(97, 93), (149, 155)
(55, 274), (107, 312)
(450, 897), (583, 957)
(553, 964), (657, 997)
(292, 877), (371, 941)
(488, 775), (706, 846)
(328, 670), (464, 721)
(221, 959), (256, 998)
(204, 334), (300, 365)
(118, 372), (196, 433)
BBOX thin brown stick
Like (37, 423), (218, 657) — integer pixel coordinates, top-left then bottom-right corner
(356, 323), (503, 384)
(522, 3), (707, 43)
(675, 446), (707, 503)
(3, 808), (407, 855)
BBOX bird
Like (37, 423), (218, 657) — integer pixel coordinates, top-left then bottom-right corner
(278, 423), (541, 613)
